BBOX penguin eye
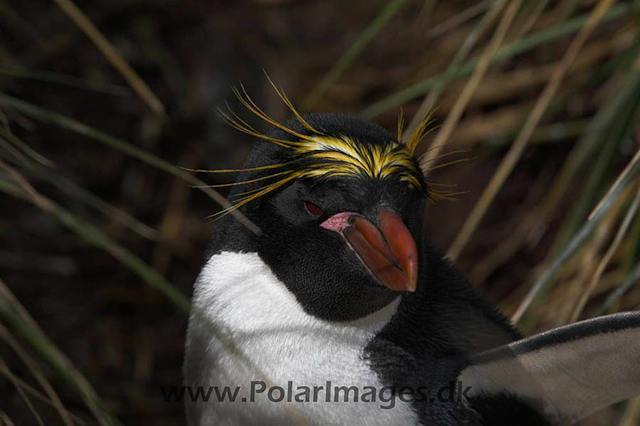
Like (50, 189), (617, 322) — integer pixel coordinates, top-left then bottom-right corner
(304, 201), (324, 216)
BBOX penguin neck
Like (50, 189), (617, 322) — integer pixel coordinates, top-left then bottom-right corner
(195, 250), (402, 333)
(206, 214), (402, 321)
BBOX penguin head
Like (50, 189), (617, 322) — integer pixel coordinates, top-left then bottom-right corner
(212, 105), (431, 321)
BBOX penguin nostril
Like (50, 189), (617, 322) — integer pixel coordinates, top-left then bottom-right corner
(304, 201), (324, 216)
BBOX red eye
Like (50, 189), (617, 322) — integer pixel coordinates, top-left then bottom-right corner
(304, 201), (324, 216)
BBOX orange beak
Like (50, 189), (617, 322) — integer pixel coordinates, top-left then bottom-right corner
(322, 210), (418, 292)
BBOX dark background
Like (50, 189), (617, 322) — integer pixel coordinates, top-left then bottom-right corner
(1, 0), (639, 424)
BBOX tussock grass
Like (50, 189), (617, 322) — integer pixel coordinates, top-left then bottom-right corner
(0, 0), (639, 424)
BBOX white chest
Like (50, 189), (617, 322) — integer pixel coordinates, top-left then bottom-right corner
(186, 251), (418, 426)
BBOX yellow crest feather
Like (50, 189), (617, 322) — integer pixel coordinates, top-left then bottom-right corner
(206, 80), (468, 218)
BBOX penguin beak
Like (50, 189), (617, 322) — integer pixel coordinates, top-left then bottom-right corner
(321, 210), (418, 292)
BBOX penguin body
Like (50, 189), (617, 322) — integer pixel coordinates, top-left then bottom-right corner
(184, 111), (640, 425)
(186, 251), (417, 425)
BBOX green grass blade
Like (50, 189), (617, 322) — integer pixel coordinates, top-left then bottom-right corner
(556, 66), (640, 251)
(405, 0), (510, 141)
(0, 65), (130, 96)
(0, 364), (86, 425)
(0, 277), (123, 426)
(1, 135), (159, 240)
(362, 1), (637, 118)
(0, 321), (75, 426)
(0, 355), (45, 426)
(519, 47), (640, 250)
(513, 148), (640, 324)
(301, 0), (408, 109)
(38, 170), (160, 240)
(595, 260), (640, 316)
(0, 178), (190, 313)
(0, 93), (261, 234)
(1, 127), (56, 168)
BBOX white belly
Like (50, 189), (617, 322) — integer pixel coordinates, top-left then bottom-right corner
(186, 251), (419, 426)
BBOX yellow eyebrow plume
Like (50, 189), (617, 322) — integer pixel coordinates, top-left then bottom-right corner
(291, 135), (424, 190)
(206, 80), (451, 219)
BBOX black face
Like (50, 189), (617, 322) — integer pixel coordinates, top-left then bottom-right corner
(208, 114), (428, 321)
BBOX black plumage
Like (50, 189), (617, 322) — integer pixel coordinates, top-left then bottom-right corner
(186, 111), (640, 426)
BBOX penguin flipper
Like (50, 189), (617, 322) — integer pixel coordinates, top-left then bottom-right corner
(458, 311), (640, 424)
